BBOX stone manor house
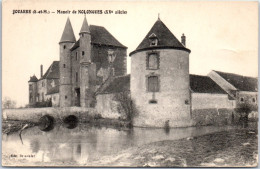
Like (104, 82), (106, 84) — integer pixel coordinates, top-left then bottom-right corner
(28, 16), (258, 127)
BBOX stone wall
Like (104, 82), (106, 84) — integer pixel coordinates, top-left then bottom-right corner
(92, 45), (127, 77)
(49, 93), (60, 107)
(96, 93), (121, 119)
(236, 91), (258, 108)
(131, 49), (192, 128)
(191, 108), (238, 126)
(3, 107), (97, 123)
(191, 93), (235, 109)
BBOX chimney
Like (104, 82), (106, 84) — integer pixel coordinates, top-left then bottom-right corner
(40, 65), (43, 77)
(181, 33), (186, 46)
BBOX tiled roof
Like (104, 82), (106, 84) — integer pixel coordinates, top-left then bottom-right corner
(99, 74), (130, 94)
(40, 61), (60, 80)
(28, 75), (38, 82)
(46, 85), (59, 95)
(190, 74), (227, 94)
(214, 70), (258, 92)
(70, 25), (127, 51)
(130, 19), (190, 55)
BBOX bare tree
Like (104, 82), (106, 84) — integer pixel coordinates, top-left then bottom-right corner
(114, 91), (137, 123)
(2, 97), (17, 109)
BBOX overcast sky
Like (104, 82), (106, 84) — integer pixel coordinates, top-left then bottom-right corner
(2, 0), (258, 107)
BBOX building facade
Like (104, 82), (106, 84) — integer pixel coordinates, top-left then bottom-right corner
(28, 16), (127, 108)
(28, 17), (258, 127)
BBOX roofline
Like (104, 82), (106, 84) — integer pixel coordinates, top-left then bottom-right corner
(59, 40), (76, 44)
(191, 92), (229, 95)
(97, 89), (130, 95)
(92, 42), (127, 49)
(70, 42), (127, 51)
(212, 70), (258, 79)
(28, 80), (38, 82)
(129, 46), (191, 56)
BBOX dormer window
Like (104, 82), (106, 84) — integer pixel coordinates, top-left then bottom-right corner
(149, 33), (158, 46)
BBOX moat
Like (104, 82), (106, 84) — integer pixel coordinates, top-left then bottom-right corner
(3, 123), (256, 167)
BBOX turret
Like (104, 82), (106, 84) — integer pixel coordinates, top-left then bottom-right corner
(79, 16), (96, 107)
(28, 75), (38, 107)
(129, 18), (192, 127)
(59, 17), (76, 107)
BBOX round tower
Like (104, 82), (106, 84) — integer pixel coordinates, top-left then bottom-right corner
(130, 18), (192, 128)
(79, 16), (96, 107)
(59, 18), (76, 107)
(28, 75), (38, 107)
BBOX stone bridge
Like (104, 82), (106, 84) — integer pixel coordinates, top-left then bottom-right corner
(3, 107), (97, 123)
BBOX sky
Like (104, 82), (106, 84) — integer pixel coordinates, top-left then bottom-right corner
(2, 0), (258, 107)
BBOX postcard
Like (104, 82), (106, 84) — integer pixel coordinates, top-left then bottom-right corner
(2, 0), (258, 167)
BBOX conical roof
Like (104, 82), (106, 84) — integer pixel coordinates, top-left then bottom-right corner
(79, 16), (90, 34)
(28, 75), (38, 82)
(59, 18), (76, 43)
(130, 19), (190, 55)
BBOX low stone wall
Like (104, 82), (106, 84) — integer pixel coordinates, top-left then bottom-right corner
(191, 108), (240, 126)
(96, 94), (121, 119)
(3, 107), (97, 123)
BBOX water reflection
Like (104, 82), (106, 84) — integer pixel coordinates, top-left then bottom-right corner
(2, 124), (237, 167)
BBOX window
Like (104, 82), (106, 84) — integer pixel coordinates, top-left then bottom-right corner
(252, 98), (256, 103)
(148, 76), (159, 92)
(63, 45), (66, 49)
(150, 39), (158, 46)
(149, 99), (157, 104)
(29, 84), (33, 90)
(76, 52), (78, 60)
(111, 68), (115, 76)
(82, 51), (85, 56)
(147, 53), (159, 69)
(76, 72), (78, 82)
(240, 97), (244, 102)
(65, 96), (67, 99)
(149, 33), (158, 46)
(63, 64), (66, 68)
(185, 99), (190, 105)
(29, 93), (33, 103)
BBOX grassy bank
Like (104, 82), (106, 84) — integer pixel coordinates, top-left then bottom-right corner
(89, 127), (258, 167)
(2, 120), (37, 134)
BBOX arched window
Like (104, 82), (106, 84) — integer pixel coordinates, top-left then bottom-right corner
(147, 53), (159, 70)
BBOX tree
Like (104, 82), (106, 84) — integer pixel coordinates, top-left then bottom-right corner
(2, 97), (17, 109)
(114, 91), (137, 124)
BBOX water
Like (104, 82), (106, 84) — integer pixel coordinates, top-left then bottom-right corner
(2, 124), (237, 167)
